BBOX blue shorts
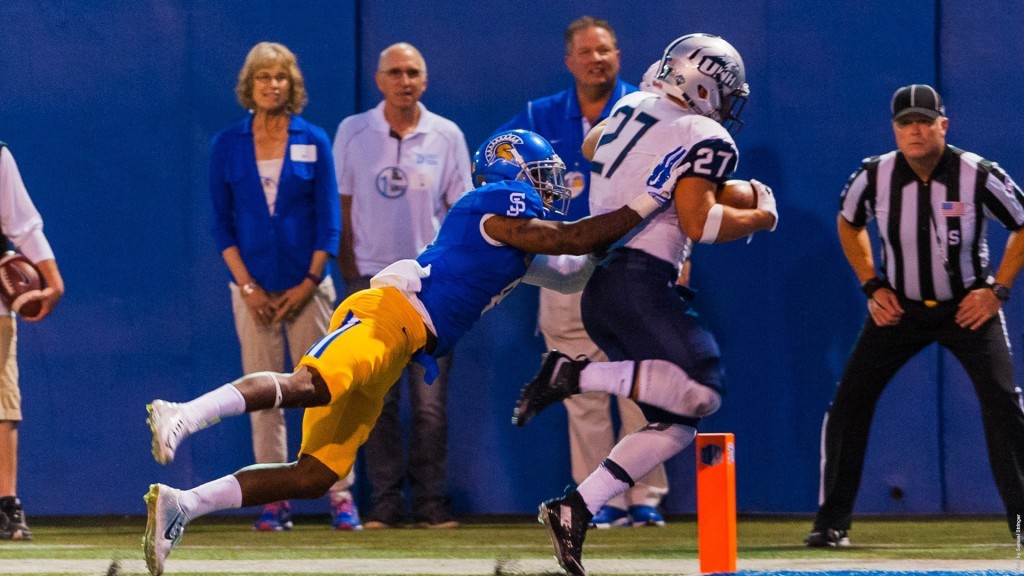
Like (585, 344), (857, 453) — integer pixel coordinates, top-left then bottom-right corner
(581, 248), (723, 424)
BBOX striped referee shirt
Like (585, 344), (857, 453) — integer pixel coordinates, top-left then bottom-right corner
(839, 145), (1024, 302)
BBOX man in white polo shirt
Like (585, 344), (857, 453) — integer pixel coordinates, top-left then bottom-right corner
(0, 142), (65, 541)
(333, 42), (472, 529)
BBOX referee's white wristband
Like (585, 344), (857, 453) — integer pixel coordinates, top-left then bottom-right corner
(627, 193), (663, 218)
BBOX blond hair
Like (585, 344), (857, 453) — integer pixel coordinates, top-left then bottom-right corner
(235, 42), (308, 113)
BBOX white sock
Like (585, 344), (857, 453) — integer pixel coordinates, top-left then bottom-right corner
(178, 475), (242, 521)
(182, 384), (246, 430)
(577, 466), (630, 516)
(579, 361), (635, 397)
(607, 424), (696, 484)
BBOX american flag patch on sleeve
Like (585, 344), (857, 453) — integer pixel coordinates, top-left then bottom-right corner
(940, 201), (965, 217)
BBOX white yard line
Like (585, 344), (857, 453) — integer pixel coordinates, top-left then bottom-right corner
(0, 558), (1019, 574)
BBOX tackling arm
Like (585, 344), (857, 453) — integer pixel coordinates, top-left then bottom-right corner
(483, 204), (643, 256)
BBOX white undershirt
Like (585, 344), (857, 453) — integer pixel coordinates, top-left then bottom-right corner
(257, 157), (284, 215)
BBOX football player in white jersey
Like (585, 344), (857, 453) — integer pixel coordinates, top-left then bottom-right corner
(513, 34), (778, 576)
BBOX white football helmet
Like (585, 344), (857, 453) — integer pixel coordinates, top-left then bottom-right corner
(639, 60), (660, 92)
(653, 33), (749, 132)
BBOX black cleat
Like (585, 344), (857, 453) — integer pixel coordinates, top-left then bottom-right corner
(805, 527), (850, 547)
(538, 489), (592, 576)
(0, 496), (32, 541)
(513, 350), (587, 427)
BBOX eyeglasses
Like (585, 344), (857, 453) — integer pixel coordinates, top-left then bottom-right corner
(254, 73), (290, 84)
(382, 68), (423, 79)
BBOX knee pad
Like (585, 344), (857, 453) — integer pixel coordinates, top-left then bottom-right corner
(637, 359), (722, 417)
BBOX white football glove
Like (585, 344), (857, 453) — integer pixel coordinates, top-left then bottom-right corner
(644, 145), (687, 206)
(751, 178), (778, 232)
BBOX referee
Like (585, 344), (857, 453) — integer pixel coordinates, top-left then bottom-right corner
(806, 84), (1024, 547)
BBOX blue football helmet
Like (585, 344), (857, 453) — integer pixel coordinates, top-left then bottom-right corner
(472, 129), (572, 215)
(652, 33), (749, 133)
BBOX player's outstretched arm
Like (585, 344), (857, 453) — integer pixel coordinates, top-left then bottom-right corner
(484, 202), (647, 256)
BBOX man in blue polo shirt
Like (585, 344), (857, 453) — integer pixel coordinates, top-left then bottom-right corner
(497, 15), (669, 528)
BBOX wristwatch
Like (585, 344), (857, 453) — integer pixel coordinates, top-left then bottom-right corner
(992, 283), (1010, 302)
(241, 282), (258, 297)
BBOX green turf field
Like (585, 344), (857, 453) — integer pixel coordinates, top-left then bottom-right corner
(0, 514), (1019, 575)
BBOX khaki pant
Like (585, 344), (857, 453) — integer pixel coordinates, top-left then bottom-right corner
(0, 316), (18, 422)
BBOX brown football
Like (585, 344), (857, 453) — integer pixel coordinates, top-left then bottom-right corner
(717, 179), (757, 209)
(0, 252), (43, 318)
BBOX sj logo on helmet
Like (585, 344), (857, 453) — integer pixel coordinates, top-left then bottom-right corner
(506, 192), (527, 216)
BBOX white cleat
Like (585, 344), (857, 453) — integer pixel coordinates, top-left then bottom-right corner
(143, 483), (187, 576)
(147, 400), (191, 465)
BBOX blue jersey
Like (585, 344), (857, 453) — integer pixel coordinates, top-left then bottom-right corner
(498, 79), (637, 221)
(414, 180), (546, 356)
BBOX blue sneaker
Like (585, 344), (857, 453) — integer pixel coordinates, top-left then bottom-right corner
(253, 500), (293, 532)
(628, 505), (666, 527)
(590, 505), (629, 529)
(329, 490), (363, 531)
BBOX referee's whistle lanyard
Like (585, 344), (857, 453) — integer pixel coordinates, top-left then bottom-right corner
(926, 199), (989, 289)
(918, 193), (984, 306)
(926, 203), (954, 278)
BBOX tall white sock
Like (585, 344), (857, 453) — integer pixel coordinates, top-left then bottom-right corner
(577, 466), (629, 516)
(181, 384), (246, 430)
(579, 361), (635, 397)
(607, 424), (696, 485)
(178, 475), (242, 521)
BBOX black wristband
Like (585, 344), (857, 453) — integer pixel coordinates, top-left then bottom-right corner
(861, 277), (891, 298)
(305, 272), (321, 286)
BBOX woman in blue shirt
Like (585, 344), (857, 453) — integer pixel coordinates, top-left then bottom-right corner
(208, 41), (344, 532)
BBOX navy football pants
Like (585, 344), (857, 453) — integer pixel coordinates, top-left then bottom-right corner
(581, 248), (722, 426)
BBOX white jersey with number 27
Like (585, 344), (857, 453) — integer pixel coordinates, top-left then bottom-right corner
(589, 93), (739, 266)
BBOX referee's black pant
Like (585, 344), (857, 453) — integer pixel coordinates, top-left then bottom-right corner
(814, 298), (1024, 535)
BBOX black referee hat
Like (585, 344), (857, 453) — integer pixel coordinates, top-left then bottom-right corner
(891, 84), (945, 120)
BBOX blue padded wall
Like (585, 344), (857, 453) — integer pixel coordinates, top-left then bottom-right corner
(0, 0), (1020, 518)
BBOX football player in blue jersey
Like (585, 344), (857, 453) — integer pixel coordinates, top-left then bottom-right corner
(512, 34), (779, 576)
(139, 129), (674, 576)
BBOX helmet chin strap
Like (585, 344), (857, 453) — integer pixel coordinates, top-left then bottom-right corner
(509, 144), (559, 210)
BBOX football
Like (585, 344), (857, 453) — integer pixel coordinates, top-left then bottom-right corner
(717, 179), (757, 209)
(0, 252), (43, 318)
